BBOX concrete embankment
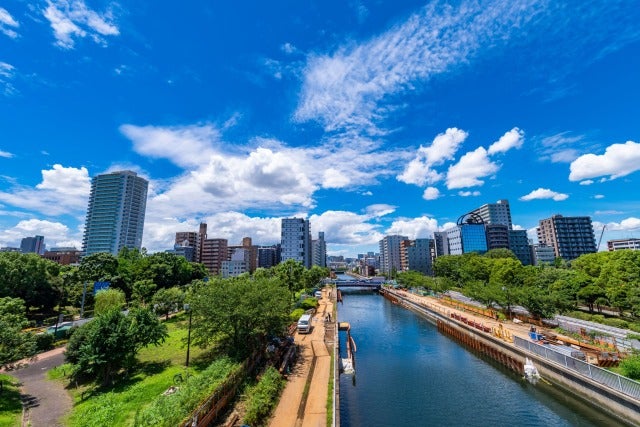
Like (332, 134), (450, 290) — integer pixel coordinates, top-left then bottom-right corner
(381, 287), (640, 427)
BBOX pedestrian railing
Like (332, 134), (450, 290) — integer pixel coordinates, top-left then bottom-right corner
(514, 336), (640, 400)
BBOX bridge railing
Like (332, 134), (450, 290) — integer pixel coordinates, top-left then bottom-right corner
(514, 336), (640, 400)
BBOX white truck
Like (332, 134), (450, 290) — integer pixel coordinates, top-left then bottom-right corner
(297, 313), (312, 334)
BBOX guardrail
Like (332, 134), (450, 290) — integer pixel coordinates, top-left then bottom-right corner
(514, 336), (640, 400)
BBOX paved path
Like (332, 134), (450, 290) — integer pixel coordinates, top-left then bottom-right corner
(8, 347), (72, 427)
(269, 288), (334, 427)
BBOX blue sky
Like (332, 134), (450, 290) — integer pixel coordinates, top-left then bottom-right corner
(1, 0), (639, 257)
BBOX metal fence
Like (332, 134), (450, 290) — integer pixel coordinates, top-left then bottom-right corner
(514, 336), (640, 400)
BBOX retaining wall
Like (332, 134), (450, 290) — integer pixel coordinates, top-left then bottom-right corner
(381, 288), (640, 426)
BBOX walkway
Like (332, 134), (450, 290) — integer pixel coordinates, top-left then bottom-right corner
(7, 347), (72, 427)
(269, 288), (334, 427)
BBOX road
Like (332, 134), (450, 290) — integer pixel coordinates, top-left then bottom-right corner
(9, 347), (72, 427)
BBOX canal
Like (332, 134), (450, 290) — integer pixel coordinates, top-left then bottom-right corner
(337, 289), (621, 427)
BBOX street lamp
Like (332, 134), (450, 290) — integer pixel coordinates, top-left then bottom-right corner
(184, 303), (193, 369)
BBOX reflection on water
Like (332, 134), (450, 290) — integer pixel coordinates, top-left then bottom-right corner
(337, 290), (621, 427)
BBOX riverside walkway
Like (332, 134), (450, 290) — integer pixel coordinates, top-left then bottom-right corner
(269, 287), (335, 427)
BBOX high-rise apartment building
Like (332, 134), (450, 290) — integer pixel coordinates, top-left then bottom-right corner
(379, 235), (408, 274)
(312, 232), (327, 267)
(433, 231), (449, 257)
(21, 235), (45, 254)
(281, 218), (312, 268)
(258, 245), (281, 268)
(404, 238), (434, 275)
(201, 238), (228, 275)
(468, 199), (513, 229)
(537, 215), (596, 261)
(82, 170), (148, 256)
(509, 229), (533, 265)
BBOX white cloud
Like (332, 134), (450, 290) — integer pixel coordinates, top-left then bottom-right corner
(294, 1), (543, 136)
(43, 0), (119, 49)
(446, 147), (498, 189)
(120, 124), (219, 169)
(386, 216), (439, 240)
(422, 187), (440, 200)
(0, 7), (19, 39)
(579, 180), (594, 186)
(322, 168), (350, 188)
(0, 164), (90, 215)
(595, 210), (622, 215)
(488, 127), (524, 155)
(519, 187), (569, 202)
(310, 210), (384, 246)
(569, 140), (640, 181)
(594, 194), (604, 199)
(0, 219), (80, 249)
(595, 218), (640, 232)
(0, 62), (16, 96)
(458, 190), (480, 197)
(0, 149), (13, 158)
(538, 132), (585, 163)
(398, 128), (468, 186)
(364, 204), (396, 217)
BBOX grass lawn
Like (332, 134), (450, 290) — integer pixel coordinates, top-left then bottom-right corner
(49, 314), (210, 427)
(0, 374), (22, 427)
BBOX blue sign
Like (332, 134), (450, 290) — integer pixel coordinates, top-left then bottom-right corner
(93, 281), (110, 295)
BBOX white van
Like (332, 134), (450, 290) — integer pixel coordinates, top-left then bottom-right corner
(297, 314), (312, 334)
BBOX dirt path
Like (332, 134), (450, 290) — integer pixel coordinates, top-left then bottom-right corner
(8, 347), (72, 427)
(269, 288), (334, 427)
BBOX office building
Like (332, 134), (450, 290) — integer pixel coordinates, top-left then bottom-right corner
(281, 218), (312, 268)
(537, 215), (596, 261)
(21, 235), (45, 255)
(405, 238), (434, 275)
(227, 237), (258, 273)
(379, 235), (408, 274)
(485, 224), (510, 250)
(509, 230), (532, 265)
(607, 238), (640, 251)
(82, 170), (148, 256)
(312, 232), (327, 267)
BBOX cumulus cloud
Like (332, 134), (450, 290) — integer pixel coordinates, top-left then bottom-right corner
(386, 216), (439, 240)
(579, 180), (594, 186)
(397, 127), (468, 186)
(422, 187), (440, 200)
(569, 140), (640, 181)
(488, 127), (524, 155)
(458, 190), (480, 197)
(0, 7), (19, 39)
(43, 0), (119, 49)
(294, 1), (543, 136)
(519, 187), (569, 202)
(446, 147), (498, 189)
(365, 204), (396, 217)
(0, 164), (90, 215)
(0, 219), (80, 249)
(594, 218), (640, 232)
(310, 210), (385, 246)
(0, 149), (13, 158)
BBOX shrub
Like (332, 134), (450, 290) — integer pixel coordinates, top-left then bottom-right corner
(620, 355), (640, 380)
(300, 298), (318, 311)
(290, 308), (305, 322)
(601, 318), (629, 329)
(35, 332), (55, 352)
(243, 367), (285, 426)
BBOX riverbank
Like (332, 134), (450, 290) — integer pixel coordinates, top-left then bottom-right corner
(381, 287), (640, 426)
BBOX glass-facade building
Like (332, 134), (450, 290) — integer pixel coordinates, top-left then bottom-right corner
(82, 170), (148, 256)
(447, 224), (487, 255)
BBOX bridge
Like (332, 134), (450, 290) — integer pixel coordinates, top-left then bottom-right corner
(332, 279), (383, 290)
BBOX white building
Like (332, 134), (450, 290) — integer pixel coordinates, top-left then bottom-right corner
(281, 218), (312, 268)
(379, 235), (407, 274)
(607, 238), (640, 251)
(532, 244), (556, 265)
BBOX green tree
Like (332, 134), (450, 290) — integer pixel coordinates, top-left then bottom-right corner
(131, 279), (157, 306)
(151, 287), (185, 320)
(0, 252), (59, 312)
(189, 276), (290, 357)
(274, 259), (305, 299)
(65, 307), (167, 385)
(0, 297), (36, 368)
(484, 248), (518, 259)
(94, 288), (126, 315)
(303, 266), (329, 289)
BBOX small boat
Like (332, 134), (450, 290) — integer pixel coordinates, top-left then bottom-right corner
(524, 357), (541, 383)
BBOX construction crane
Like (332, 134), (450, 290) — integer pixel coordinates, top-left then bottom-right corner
(597, 225), (606, 251)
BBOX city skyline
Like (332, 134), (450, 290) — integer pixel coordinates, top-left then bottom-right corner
(1, 0), (639, 257)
